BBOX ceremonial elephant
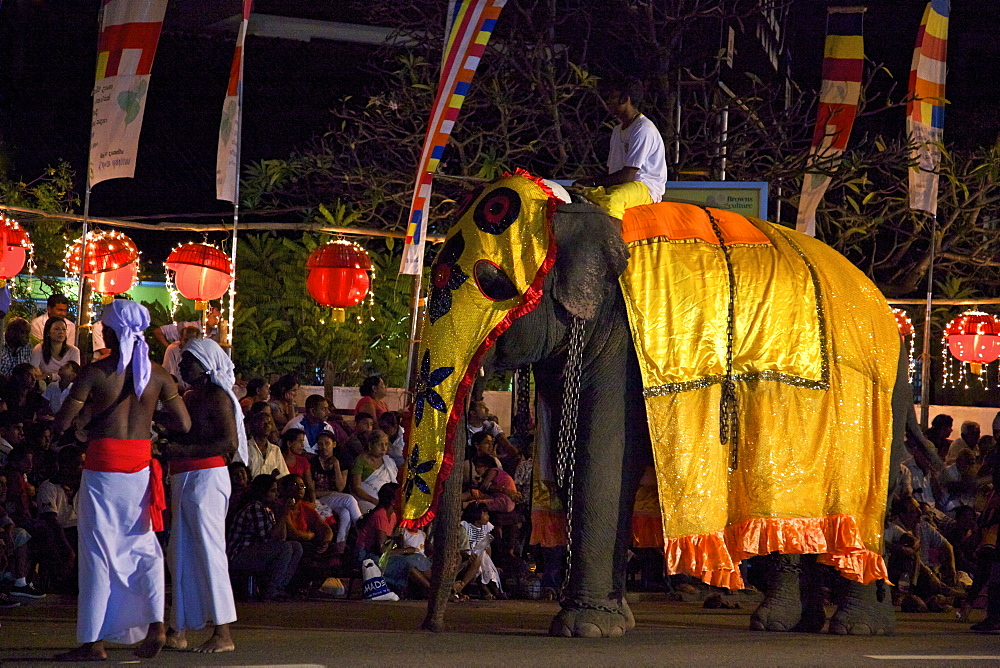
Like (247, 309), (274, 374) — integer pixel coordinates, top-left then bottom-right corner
(400, 171), (908, 637)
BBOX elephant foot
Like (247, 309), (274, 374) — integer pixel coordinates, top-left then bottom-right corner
(829, 580), (895, 636)
(791, 555), (827, 633)
(750, 554), (803, 632)
(550, 601), (632, 638)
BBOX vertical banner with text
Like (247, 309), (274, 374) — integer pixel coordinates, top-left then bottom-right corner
(795, 7), (864, 237)
(399, 0), (507, 275)
(907, 0), (949, 216)
(217, 1), (253, 203)
(88, 0), (168, 187)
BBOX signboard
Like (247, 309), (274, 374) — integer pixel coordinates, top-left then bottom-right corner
(662, 181), (769, 220)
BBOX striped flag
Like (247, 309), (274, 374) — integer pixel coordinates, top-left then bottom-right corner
(399, 0), (507, 275)
(88, 0), (168, 187)
(217, 0), (253, 203)
(796, 7), (864, 237)
(907, 0), (949, 215)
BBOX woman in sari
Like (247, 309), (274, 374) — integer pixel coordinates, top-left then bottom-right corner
(465, 454), (520, 513)
(350, 430), (398, 514)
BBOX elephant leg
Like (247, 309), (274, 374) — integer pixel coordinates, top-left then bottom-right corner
(422, 419), (467, 632)
(549, 301), (635, 638)
(750, 553), (804, 632)
(792, 555), (828, 633)
(829, 578), (895, 635)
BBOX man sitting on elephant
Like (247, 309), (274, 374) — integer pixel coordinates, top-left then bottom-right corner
(573, 77), (667, 220)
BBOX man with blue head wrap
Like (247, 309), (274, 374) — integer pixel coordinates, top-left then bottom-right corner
(52, 299), (191, 661)
(161, 337), (242, 653)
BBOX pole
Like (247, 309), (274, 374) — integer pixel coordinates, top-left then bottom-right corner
(403, 269), (424, 402)
(919, 213), (937, 429)
(74, 186), (92, 350)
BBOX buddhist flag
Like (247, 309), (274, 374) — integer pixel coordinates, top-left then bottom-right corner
(217, 1), (252, 203)
(399, 0), (507, 275)
(907, 0), (949, 215)
(796, 7), (864, 237)
(88, 0), (168, 187)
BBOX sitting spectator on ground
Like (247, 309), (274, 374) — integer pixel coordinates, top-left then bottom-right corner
(0, 470), (40, 602)
(310, 432), (360, 555)
(455, 502), (504, 599)
(340, 412), (375, 471)
(247, 401), (280, 443)
(899, 426), (947, 513)
(239, 412), (289, 479)
(228, 462), (250, 517)
(378, 411), (405, 468)
(885, 496), (959, 609)
(944, 504), (981, 576)
(162, 326), (201, 390)
(279, 429), (315, 502)
(462, 431), (503, 492)
(4, 446), (36, 530)
(268, 374), (299, 431)
(30, 317), (81, 385)
(0, 412), (25, 468)
(225, 474), (302, 601)
(355, 375), (388, 420)
(1, 364), (49, 421)
(24, 421), (56, 487)
(947, 421), (982, 465)
(355, 482), (430, 597)
(284, 394), (347, 454)
(940, 449), (981, 516)
(37, 446), (84, 590)
(926, 413), (954, 462)
(350, 430), (398, 514)
(239, 377), (269, 414)
(42, 360), (79, 414)
(0, 317), (32, 376)
(29, 294), (75, 346)
(278, 474), (334, 569)
(467, 400), (516, 464)
(464, 454), (520, 514)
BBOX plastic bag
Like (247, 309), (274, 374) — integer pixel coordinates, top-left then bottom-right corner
(361, 558), (399, 601)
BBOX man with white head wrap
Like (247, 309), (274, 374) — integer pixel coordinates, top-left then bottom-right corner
(162, 337), (243, 653)
(52, 299), (191, 661)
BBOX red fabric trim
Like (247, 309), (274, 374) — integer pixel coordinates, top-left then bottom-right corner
(169, 456), (226, 475)
(400, 171), (560, 530)
(85, 438), (166, 532)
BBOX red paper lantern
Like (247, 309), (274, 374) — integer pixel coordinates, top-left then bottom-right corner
(165, 243), (233, 304)
(945, 311), (1000, 364)
(65, 230), (140, 295)
(0, 216), (32, 280)
(306, 240), (372, 312)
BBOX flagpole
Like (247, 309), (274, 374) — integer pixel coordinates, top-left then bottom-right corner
(74, 185), (92, 350)
(919, 212), (937, 428)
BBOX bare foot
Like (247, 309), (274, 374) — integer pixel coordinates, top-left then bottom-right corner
(134, 624), (166, 659)
(193, 636), (235, 653)
(53, 642), (107, 661)
(164, 628), (188, 650)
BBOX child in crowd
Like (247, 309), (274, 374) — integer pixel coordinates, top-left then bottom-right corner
(455, 502), (504, 600)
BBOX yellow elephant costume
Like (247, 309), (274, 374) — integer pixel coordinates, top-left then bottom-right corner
(403, 172), (897, 590)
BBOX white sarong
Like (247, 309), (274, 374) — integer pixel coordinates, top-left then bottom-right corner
(168, 466), (237, 630)
(357, 455), (399, 514)
(77, 468), (164, 644)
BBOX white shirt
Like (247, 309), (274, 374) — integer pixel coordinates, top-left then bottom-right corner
(30, 343), (81, 379)
(37, 479), (79, 528)
(30, 315), (76, 345)
(162, 341), (184, 384)
(386, 427), (405, 468)
(238, 439), (290, 479)
(43, 382), (73, 413)
(608, 114), (667, 202)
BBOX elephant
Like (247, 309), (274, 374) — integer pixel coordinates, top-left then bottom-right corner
(400, 171), (908, 638)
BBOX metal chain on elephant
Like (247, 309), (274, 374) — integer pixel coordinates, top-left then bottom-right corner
(703, 207), (740, 470)
(555, 315), (585, 595)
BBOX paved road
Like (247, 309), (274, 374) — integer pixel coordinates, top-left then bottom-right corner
(3, 593), (999, 666)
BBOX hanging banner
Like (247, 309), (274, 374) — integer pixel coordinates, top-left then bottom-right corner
(399, 0), (507, 275)
(907, 0), (949, 215)
(88, 0), (168, 187)
(216, 0), (252, 203)
(795, 7), (864, 237)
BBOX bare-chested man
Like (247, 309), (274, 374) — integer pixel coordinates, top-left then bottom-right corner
(52, 300), (191, 661)
(162, 338), (246, 653)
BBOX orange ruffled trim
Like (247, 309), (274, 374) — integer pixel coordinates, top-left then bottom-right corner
(664, 514), (889, 590)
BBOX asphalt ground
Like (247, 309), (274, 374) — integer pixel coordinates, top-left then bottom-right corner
(3, 592), (1000, 666)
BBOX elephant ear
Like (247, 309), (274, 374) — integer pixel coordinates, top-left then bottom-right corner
(550, 201), (629, 320)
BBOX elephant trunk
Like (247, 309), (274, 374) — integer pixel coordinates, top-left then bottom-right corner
(422, 417), (467, 632)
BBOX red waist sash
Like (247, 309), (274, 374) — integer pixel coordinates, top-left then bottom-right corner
(170, 456), (226, 475)
(85, 438), (166, 532)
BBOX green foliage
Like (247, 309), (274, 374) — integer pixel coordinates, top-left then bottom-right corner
(232, 228), (413, 387)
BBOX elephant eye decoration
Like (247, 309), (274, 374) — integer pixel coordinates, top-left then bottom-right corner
(428, 231), (469, 324)
(473, 187), (521, 235)
(473, 259), (520, 302)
